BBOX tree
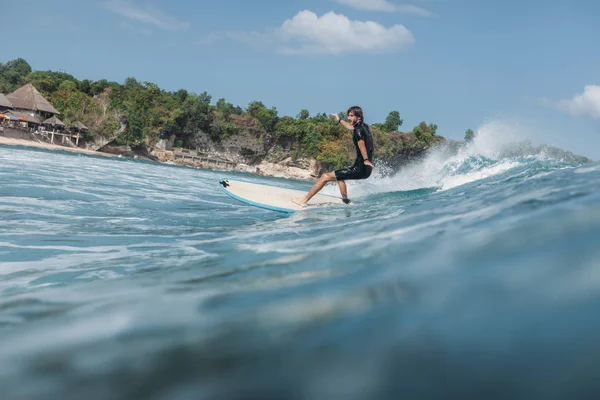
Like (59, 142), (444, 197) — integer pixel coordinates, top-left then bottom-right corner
(174, 92), (213, 137)
(79, 79), (92, 95)
(58, 80), (78, 92)
(311, 112), (331, 123)
(274, 116), (298, 137)
(25, 71), (61, 93)
(91, 79), (110, 96)
(297, 109), (310, 120)
(174, 89), (189, 103)
(216, 98), (234, 118)
(50, 89), (99, 124)
(197, 91), (212, 106)
(247, 101), (278, 133)
(428, 123), (438, 136)
(465, 129), (475, 142)
(301, 130), (323, 158)
(95, 88), (112, 118)
(413, 122), (433, 144)
(382, 110), (403, 132)
(0, 58), (32, 92)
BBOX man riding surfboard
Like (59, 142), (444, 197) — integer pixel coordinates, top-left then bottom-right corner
(292, 106), (374, 207)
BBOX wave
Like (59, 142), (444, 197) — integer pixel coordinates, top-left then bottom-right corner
(349, 120), (588, 197)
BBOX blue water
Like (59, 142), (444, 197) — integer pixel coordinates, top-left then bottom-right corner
(1, 135), (600, 399)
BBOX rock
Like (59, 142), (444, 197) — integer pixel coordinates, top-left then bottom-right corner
(155, 139), (172, 151)
(255, 161), (316, 181)
(99, 144), (133, 157)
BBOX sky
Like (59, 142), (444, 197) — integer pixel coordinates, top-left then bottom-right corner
(1, 0), (599, 159)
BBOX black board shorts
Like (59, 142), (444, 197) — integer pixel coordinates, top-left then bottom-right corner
(335, 163), (373, 181)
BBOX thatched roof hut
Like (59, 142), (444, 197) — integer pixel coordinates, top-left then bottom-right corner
(4, 110), (42, 124)
(6, 83), (60, 115)
(43, 116), (66, 127)
(71, 121), (89, 131)
(0, 93), (13, 109)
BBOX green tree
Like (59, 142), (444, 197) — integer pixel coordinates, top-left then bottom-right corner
(413, 122), (433, 144)
(91, 79), (110, 96)
(465, 128), (475, 142)
(58, 80), (78, 92)
(174, 92), (213, 137)
(247, 101), (278, 133)
(0, 58), (32, 92)
(211, 120), (239, 140)
(297, 109), (310, 120)
(174, 89), (189, 103)
(428, 123), (438, 136)
(301, 130), (323, 158)
(216, 98), (234, 118)
(25, 71), (61, 93)
(382, 110), (403, 132)
(310, 112), (331, 123)
(79, 79), (92, 95)
(273, 116), (298, 137)
(50, 89), (99, 124)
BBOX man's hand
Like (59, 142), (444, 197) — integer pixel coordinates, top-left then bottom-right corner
(331, 113), (340, 122)
(364, 160), (374, 168)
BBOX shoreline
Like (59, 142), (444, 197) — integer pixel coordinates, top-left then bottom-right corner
(0, 136), (119, 158)
(0, 136), (316, 181)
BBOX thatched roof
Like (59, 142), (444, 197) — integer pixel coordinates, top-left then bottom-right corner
(5, 110), (42, 124)
(43, 116), (65, 126)
(0, 93), (13, 108)
(6, 83), (60, 115)
(71, 121), (89, 130)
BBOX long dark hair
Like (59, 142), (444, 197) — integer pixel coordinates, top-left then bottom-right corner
(347, 106), (363, 122)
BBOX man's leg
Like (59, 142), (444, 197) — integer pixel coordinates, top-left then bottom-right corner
(292, 172), (336, 206)
(337, 179), (348, 201)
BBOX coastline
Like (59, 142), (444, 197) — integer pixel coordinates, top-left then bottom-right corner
(0, 136), (119, 158)
(0, 136), (317, 181)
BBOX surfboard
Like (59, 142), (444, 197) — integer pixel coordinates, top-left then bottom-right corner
(218, 179), (346, 213)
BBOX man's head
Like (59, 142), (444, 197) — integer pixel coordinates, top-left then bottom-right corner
(347, 106), (363, 124)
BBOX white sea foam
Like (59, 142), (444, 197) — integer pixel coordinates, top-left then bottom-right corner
(345, 120), (546, 197)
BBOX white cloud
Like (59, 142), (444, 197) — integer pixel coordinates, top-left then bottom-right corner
(272, 10), (414, 55)
(557, 85), (600, 120)
(336, 0), (431, 16)
(101, 0), (190, 31)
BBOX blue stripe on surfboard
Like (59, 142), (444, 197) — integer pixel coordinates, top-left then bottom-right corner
(218, 179), (297, 214)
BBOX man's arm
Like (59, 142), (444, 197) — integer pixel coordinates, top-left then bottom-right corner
(357, 140), (374, 168)
(331, 114), (354, 131)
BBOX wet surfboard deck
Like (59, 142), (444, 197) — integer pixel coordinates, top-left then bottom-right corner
(218, 179), (346, 213)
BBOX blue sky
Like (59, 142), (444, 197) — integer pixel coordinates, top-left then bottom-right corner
(1, 0), (599, 159)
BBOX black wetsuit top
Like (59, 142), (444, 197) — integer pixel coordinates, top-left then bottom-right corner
(335, 122), (374, 181)
(353, 122), (374, 162)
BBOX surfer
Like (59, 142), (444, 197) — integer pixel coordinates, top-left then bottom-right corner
(292, 106), (374, 207)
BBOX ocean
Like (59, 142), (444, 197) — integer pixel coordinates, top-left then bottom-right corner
(1, 126), (600, 399)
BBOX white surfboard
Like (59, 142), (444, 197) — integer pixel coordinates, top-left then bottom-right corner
(218, 179), (345, 213)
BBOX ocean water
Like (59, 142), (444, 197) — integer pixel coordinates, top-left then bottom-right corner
(1, 126), (600, 399)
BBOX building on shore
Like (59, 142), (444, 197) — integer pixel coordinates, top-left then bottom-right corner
(0, 84), (85, 146)
(0, 83), (60, 131)
(42, 115), (66, 132)
(0, 93), (13, 112)
(5, 83), (60, 121)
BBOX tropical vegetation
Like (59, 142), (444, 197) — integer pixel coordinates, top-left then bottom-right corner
(0, 57), (473, 169)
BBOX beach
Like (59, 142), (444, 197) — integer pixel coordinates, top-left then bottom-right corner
(0, 135), (318, 180)
(0, 136), (119, 158)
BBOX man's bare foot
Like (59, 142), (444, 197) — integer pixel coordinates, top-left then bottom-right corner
(291, 198), (308, 207)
